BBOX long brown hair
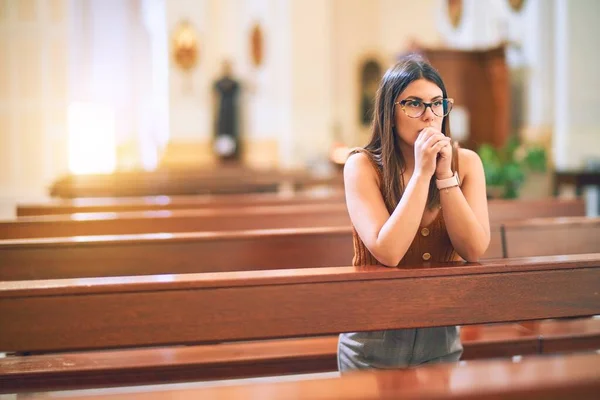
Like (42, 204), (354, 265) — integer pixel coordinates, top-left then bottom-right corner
(363, 54), (458, 212)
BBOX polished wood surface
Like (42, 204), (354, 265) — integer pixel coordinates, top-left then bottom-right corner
(49, 168), (344, 198)
(14, 196), (585, 222)
(503, 217), (600, 257)
(0, 322), (550, 393)
(3, 198), (585, 240)
(526, 317), (600, 353)
(486, 198), (585, 222)
(1, 203), (351, 239)
(0, 226), (356, 280)
(0, 225), (504, 280)
(1, 255), (599, 352)
(18, 353), (600, 400)
(16, 191), (346, 216)
(4, 215), (600, 281)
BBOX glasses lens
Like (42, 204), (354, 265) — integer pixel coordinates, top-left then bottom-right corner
(403, 100), (425, 118)
(432, 99), (453, 117)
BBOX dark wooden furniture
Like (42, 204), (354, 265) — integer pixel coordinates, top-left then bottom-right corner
(50, 354), (600, 400)
(15, 191), (346, 217)
(2, 198), (585, 240)
(1, 204), (351, 240)
(4, 216), (600, 281)
(1, 255), (598, 353)
(554, 169), (600, 196)
(0, 255), (599, 394)
(4, 319), (599, 393)
(48, 168), (343, 198)
(502, 216), (600, 258)
(422, 45), (509, 149)
(17, 353), (599, 400)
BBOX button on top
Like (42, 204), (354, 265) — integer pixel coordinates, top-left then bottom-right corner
(422, 252), (431, 261)
(421, 227), (430, 237)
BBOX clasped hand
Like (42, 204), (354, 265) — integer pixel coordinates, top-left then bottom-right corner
(414, 127), (453, 179)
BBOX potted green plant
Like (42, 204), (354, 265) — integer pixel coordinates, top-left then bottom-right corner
(477, 136), (547, 199)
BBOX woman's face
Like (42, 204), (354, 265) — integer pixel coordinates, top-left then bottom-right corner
(394, 78), (444, 146)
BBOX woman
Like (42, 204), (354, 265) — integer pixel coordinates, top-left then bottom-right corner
(338, 55), (490, 371)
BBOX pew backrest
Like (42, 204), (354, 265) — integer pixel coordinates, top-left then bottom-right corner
(16, 190), (346, 216)
(0, 254), (598, 353)
(0, 224), (505, 280)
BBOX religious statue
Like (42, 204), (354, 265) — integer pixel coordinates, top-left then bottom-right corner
(213, 60), (241, 162)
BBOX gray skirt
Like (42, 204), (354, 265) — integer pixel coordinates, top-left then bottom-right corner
(338, 326), (463, 372)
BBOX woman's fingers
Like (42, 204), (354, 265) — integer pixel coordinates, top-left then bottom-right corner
(423, 134), (449, 151)
(434, 140), (451, 153)
(416, 128), (438, 146)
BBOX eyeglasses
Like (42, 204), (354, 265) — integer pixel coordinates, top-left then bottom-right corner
(394, 98), (454, 118)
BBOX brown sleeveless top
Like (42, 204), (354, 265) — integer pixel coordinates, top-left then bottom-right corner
(350, 149), (460, 267)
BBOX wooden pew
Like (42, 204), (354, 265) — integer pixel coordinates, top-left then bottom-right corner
(2, 317), (599, 392)
(11, 319), (600, 392)
(15, 195), (585, 222)
(0, 255), (600, 388)
(0, 206), (594, 390)
(503, 216), (600, 257)
(1, 255), (598, 352)
(0, 323), (544, 392)
(15, 190), (346, 217)
(16, 353), (600, 400)
(4, 215), (600, 281)
(524, 317), (600, 354)
(49, 168), (344, 198)
(0, 225), (504, 280)
(0, 204), (351, 240)
(1, 198), (587, 240)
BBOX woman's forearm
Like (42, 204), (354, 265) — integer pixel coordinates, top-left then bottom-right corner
(440, 186), (490, 261)
(374, 173), (431, 266)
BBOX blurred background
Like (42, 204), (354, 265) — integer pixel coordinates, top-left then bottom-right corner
(0, 0), (599, 216)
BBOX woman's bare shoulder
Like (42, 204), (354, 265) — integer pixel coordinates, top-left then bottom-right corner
(458, 148), (483, 169)
(344, 151), (380, 187)
(457, 147), (484, 181)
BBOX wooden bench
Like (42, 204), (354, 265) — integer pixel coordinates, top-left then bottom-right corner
(0, 209), (595, 391)
(0, 203), (351, 240)
(16, 353), (600, 399)
(15, 194), (584, 218)
(4, 319), (599, 392)
(0, 198), (587, 240)
(0, 324), (539, 392)
(1, 220), (597, 390)
(15, 190), (346, 217)
(0, 257), (595, 348)
(49, 168), (344, 198)
(0, 225), (494, 280)
(3, 216), (600, 281)
(502, 216), (600, 257)
(1, 255), (599, 392)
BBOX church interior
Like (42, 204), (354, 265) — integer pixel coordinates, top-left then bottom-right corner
(0, 0), (599, 398)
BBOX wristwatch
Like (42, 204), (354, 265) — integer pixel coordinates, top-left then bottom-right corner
(436, 172), (460, 190)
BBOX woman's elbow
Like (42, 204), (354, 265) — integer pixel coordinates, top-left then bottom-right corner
(461, 241), (490, 263)
(372, 251), (401, 267)
(371, 247), (402, 267)
(462, 253), (480, 263)
(378, 256), (401, 267)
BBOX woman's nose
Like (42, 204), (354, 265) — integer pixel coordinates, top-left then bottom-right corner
(422, 105), (436, 120)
